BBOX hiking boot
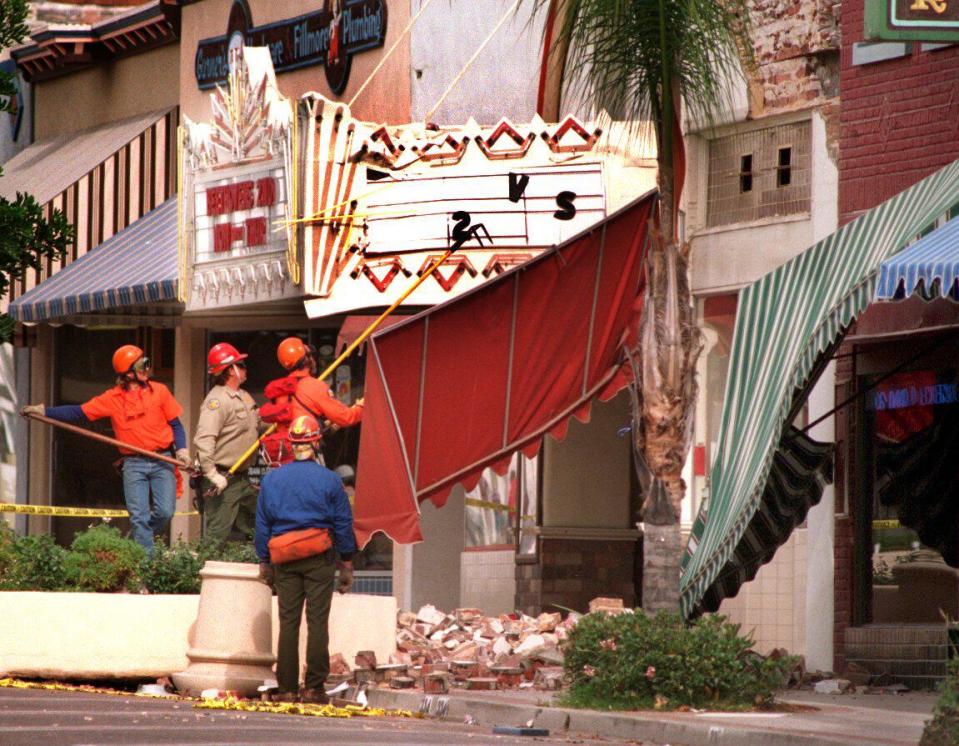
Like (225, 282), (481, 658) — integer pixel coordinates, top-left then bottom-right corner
(271, 690), (298, 703)
(299, 686), (329, 705)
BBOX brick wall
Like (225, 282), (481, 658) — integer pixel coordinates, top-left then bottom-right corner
(515, 538), (638, 615)
(840, 0), (959, 225)
(751, 0), (839, 108)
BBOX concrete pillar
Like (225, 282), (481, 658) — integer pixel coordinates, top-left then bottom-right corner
(171, 324), (206, 543)
(393, 487), (465, 613)
(805, 360), (836, 672)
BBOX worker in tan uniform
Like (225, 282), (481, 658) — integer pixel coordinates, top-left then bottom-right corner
(194, 343), (260, 544)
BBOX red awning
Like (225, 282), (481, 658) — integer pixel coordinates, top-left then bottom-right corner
(353, 191), (657, 546)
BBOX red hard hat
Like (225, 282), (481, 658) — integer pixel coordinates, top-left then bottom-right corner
(277, 337), (308, 371)
(207, 342), (248, 375)
(288, 415), (321, 443)
(112, 344), (144, 374)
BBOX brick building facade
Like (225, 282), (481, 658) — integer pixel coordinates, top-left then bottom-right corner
(833, 0), (959, 675)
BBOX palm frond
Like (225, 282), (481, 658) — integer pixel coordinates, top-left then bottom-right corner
(530, 0), (751, 157)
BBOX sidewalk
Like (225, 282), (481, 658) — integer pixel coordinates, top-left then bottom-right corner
(366, 685), (935, 746)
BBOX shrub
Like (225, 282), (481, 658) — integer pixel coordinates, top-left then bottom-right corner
(64, 523), (145, 592)
(561, 610), (794, 711)
(920, 657), (959, 746)
(139, 541), (204, 594)
(0, 522), (16, 587)
(4, 534), (69, 590)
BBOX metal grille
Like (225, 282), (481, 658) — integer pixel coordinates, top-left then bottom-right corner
(350, 571), (393, 596)
(706, 121), (811, 227)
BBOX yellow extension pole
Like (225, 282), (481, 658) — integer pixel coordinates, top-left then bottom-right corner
(227, 246), (458, 475)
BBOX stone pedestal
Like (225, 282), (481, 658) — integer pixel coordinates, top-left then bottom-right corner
(172, 561), (275, 696)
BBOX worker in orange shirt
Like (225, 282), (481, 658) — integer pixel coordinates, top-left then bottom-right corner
(20, 344), (189, 554)
(260, 338), (362, 464)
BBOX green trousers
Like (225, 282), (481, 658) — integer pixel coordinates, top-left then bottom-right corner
(202, 473), (257, 544)
(274, 551), (335, 693)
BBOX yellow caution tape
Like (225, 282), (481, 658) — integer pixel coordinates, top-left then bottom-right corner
(464, 497), (511, 512)
(872, 519), (901, 530)
(0, 503), (199, 518)
(194, 697), (420, 719)
(0, 677), (175, 698)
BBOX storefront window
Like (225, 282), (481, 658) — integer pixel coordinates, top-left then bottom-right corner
(465, 452), (539, 552)
(866, 366), (959, 624)
(52, 326), (175, 546)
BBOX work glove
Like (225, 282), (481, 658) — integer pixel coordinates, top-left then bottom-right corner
(354, 397), (364, 407)
(258, 562), (275, 589)
(337, 562), (353, 594)
(175, 448), (191, 467)
(206, 472), (229, 496)
(19, 403), (44, 417)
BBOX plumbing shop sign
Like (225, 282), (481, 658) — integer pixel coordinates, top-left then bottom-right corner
(195, 0), (388, 94)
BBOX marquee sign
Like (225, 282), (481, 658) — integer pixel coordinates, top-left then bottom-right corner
(195, 0), (387, 94)
(865, 0), (959, 41)
(298, 95), (656, 320)
(180, 46), (300, 312)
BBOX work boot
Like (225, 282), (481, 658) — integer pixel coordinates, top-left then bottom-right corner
(299, 686), (329, 705)
(271, 690), (298, 703)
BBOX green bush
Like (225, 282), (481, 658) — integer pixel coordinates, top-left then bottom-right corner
(3, 534), (69, 590)
(920, 657), (959, 746)
(561, 610), (794, 711)
(139, 540), (205, 594)
(0, 522), (16, 587)
(64, 523), (145, 592)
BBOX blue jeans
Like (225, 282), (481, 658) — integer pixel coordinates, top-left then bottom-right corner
(121, 456), (176, 554)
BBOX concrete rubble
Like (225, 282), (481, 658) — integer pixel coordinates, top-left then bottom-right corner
(327, 603), (589, 694)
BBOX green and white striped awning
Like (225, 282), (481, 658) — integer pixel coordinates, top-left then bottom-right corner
(680, 158), (959, 618)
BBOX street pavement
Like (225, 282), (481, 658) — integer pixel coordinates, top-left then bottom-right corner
(0, 686), (654, 746)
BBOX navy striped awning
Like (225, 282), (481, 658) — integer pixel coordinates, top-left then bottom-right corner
(876, 216), (959, 301)
(9, 198), (178, 323)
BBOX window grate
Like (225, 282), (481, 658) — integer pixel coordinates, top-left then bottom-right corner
(707, 122), (811, 227)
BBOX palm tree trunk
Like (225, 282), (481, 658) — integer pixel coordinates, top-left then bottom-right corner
(635, 173), (701, 610)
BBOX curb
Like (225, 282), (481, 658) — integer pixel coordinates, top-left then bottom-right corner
(366, 688), (903, 746)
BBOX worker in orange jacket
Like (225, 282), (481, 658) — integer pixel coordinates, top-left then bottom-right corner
(20, 344), (189, 554)
(260, 338), (363, 464)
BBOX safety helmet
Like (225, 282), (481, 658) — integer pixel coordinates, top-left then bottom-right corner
(277, 337), (309, 371)
(288, 415), (322, 443)
(207, 342), (248, 375)
(334, 464), (355, 486)
(112, 344), (144, 375)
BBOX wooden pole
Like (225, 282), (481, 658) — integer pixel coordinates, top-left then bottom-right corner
(226, 245), (460, 475)
(26, 412), (189, 470)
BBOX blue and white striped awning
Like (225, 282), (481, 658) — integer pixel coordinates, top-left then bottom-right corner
(875, 216), (959, 301)
(9, 198), (178, 323)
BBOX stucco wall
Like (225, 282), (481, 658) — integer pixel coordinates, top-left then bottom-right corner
(541, 391), (631, 529)
(179, 0), (411, 126)
(409, 0), (544, 125)
(33, 44), (179, 141)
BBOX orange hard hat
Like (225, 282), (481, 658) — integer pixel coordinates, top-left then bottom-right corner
(207, 342), (248, 375)
(112, 344), (144, 375)
(277, 337), (309, 370)
(288, 415), (322, 443)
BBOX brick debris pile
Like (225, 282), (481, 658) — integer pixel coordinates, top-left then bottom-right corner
(329, 597), (627, 694)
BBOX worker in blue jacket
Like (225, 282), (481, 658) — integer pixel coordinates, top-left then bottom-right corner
(255, 414), (356, 705)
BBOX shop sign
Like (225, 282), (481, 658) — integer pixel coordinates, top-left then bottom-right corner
(195, 0), (388, 95)
(865, 0), (959, 41)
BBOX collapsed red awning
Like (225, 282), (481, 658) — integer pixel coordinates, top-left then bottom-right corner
(353, 191), (657, 546)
